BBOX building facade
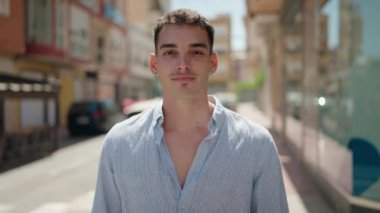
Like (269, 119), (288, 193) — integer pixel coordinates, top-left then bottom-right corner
(0, 0), (60, 168)
(208, 14), (235, 94)
(124, 0), (170, 100)
(124, 24), (155, 100)
(0, 0), (129, 169)
(245, 0), (284, 120)
(246, 0), (380, 211)
(24, 0), (128, 135)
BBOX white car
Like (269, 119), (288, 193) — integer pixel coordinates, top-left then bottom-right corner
(213, 92), (238, 111)
(125, 98), (162, 118)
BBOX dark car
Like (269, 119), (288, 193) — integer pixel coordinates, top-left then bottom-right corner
(67, 100), (125, 136)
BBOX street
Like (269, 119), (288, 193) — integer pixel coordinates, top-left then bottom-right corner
(0, 103), (333, 213)
(0, 135), (103, 213)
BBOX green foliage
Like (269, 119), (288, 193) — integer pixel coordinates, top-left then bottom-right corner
(235, 68), (265, 98)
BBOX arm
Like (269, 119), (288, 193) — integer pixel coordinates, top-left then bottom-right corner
(251, 136), (289, 213)
(92, 139), (122, 213)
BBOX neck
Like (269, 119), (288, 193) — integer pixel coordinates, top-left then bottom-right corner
(162, 96), (214, 133)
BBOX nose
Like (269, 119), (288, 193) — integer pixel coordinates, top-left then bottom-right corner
(176, 54), (190, 73)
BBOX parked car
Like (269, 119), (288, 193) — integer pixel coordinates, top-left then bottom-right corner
(124, 98), (162, 118)
(67, 100), (125, 136)
(122, 98), (138, 115)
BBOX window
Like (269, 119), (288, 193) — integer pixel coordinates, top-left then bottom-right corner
(70, 5), (90, 59)
(319, 0), (380, 200)
(0, 0), (10, 17)
(108, 28), (126, 68)
(27, 0), (52, 44)
(79, 0), (99, 12)
(55, 0), (65, 49)
(96, 37), (104, 64)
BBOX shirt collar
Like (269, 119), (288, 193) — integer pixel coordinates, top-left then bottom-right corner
(208, 95), (224, 129)
(152, 99), (164, 129)
(151, 95), (226, 145)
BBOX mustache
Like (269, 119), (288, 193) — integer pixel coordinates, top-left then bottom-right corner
(170, 73), (197, 78)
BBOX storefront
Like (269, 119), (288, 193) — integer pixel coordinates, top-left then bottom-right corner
(0, 73), (59, 170)
(280, 0), (380, 211)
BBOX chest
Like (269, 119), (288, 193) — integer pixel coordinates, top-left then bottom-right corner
(112, 135), (256, 212)
(164, 129), (209, 187)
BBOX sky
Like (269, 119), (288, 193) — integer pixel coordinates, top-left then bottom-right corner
(170, 0), (247, 51)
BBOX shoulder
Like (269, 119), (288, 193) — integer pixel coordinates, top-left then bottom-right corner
(224, 109), (272, 140)
(222, 109), (276, 155)
(102, 107), (156, 150)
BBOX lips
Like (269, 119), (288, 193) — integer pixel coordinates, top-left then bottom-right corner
(171, 75), (196, 83)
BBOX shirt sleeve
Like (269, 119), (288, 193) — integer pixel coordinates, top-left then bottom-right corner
(251, 136), (289, 213)
(92, 139), (122, 213)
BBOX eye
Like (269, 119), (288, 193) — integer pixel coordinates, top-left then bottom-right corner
(191, 50), (205, 56)
(163, 50), (177, 56)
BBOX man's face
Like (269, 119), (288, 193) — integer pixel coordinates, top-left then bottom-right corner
(150, 24), (218, 100)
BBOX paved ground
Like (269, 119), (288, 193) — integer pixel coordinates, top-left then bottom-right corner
(0, 136), (102, 213)
(278, 143), (334, 213)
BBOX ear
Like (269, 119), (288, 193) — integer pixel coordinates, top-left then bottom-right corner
(210, 52), (218, 74)
(150, 53), (158, 75)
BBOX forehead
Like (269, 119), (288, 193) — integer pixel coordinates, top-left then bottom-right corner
(157, 24), (210, 47)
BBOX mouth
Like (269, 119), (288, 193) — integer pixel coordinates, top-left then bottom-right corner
(171, 75), (196, 83)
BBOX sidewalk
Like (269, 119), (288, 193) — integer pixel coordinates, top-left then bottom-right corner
(237, 103), (334, 213)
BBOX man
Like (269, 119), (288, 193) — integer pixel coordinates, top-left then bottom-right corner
(92, 9), (288, 212)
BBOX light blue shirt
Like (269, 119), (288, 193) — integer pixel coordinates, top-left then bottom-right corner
(92, 97), (288, 213)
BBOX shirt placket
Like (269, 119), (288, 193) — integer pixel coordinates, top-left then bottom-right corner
(156, 127), (183, 201)
(178, 127), (218, 212)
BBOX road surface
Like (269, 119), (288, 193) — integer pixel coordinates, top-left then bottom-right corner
(0, 135), (103, 213)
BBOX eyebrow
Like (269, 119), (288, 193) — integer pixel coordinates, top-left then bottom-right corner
(159, 43), (177, 50)
(189, 43), (208, 49)
(159, 43), (209, 50)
